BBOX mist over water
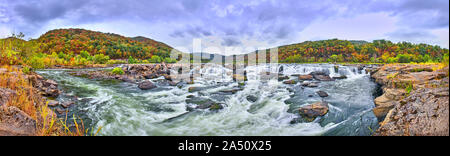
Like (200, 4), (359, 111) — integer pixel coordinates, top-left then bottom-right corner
(37, 64), (379, 136)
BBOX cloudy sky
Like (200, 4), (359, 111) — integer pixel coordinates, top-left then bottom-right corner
(0, 0), (448, 55)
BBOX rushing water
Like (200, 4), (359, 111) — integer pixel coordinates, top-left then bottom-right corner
(37, 64), (379, 136)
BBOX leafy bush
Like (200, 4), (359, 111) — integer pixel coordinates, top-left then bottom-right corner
(164, 57), (177, 63)
(28, 56), (45, 69)
(128, 56), (137, 64)
(93, 54), (110, 64)
(80, 50), (90, 58)
(106, 59), (127, 65)
(149, 55), (162, 63)
(22, 66), (31, 74)
(443, 53), (449, 66)
(396, 54), (411, 63)
(112, 67), (124, 75)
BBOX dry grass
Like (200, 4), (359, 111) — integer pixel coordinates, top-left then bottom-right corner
(1, 65), (101, 136)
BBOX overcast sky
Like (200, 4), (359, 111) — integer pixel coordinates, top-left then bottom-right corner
(0, 0), (448, 55)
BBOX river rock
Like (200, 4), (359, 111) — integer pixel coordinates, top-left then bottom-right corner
(61, 101), (75, 108)
(47, 100), (59, 107)
(43, 79), (58, 88)
(55, 108), (66, 114)
(246, 95), (258, 102)
(301, 82), (319, 88)
(298, 101), (329, 120)
(298, 74), (313, 80)
(332, 75), (347, 80)
(316, 91), (329, 97)
(278, 75), (289, 81)
(185, 97), (223, 111)
(144, 73), (158, 79)
(283, 80), (297, 84)
(313, 74), (333, 81)
(219, 88), (244, 94)
(138, 81), (157, 90)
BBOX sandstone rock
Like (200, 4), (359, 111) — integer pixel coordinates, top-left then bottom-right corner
(0, 106), (36, 136)
(61, 101), (75, 108)
(138, 81), (157, 90)
(298, 101), (329, 120)
(298, 74), (313, 80)
(301, 82), (319, 88)
(47, 100), (59, 107)
(371, 64), (449, 136)
(375, 87), (449, 136)
(313, 74), (333, 81)
(283, 80), (297, 84)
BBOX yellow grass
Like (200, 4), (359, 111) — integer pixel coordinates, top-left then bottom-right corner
(1, 65), (101, 136)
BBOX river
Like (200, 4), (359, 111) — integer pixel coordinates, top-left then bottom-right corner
(36, 63), (380, 136)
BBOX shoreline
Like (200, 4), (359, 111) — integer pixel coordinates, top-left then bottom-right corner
(2, 63), (448, 136)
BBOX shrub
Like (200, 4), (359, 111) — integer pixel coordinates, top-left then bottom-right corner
(128, 56), (137, 64)
(396, 54), (411, 63)
(93, 54), (110, 64)
(22, 66), (31, 74)
(106, 59), (127, 65)
(112, 67), (124, 75)
(80, 50), (90, 58)
(28, 56), (45, 69)
(164, 57), (177, 63)
(149, 55), (162, 63)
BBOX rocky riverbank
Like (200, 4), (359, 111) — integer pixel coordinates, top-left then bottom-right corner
(370, 64), (449, 136)
(1, 66), (60, 135)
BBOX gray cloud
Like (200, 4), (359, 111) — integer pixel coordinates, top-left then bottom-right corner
(1, 0), (448, 49)
(387, 29), (436, 39)
(221, 37), (242, 46)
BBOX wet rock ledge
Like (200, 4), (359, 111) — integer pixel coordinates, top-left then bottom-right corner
(370, 64), (449, 136)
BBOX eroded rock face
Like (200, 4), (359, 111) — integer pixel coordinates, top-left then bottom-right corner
(0, 106), (37, 136)
(27, 73), (60, 98)
(371, 64), (449, 136)
(374, 87), (449, 136)
(0, 88), (16, 106)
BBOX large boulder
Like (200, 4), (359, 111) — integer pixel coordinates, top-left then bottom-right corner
(313, 74), (333, 81)
(298, 101), (329, 120)
(0, 106), (37, 136)
(185, 97), (223, 111)
(310, 71), (334, 81)
(138, 81), (157, 90)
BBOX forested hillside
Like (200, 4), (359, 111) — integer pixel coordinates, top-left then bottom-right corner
(37, 29), (173, 59)
(0, 29), (177, 69)
(278, 39), (449, 63)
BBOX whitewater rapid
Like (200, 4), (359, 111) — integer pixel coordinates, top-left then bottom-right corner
(37, 64), (379, 136)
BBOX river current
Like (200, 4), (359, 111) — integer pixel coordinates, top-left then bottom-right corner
(37, 63), (379, 136)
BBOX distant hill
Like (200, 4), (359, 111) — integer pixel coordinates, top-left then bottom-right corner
(36, 28), (173, 59)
